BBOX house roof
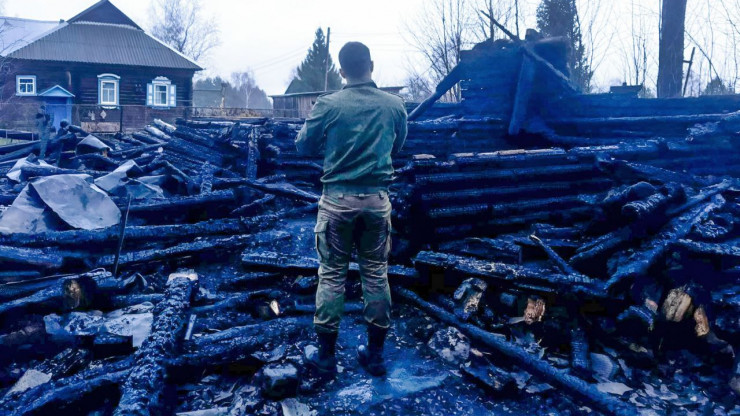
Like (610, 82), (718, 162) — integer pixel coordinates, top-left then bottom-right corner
(284, 79), (309, 95)
(0, 17), (62, 55)
(2, 0), (202, 71)
(68, 0), (141, 29)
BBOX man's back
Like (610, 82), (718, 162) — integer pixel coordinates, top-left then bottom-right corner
(295, 81), (407, 194)
(299, 41), (404, 379)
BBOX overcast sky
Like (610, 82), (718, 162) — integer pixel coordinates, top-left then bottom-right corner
(2, 1), (737, 96)
(1, 0), (427, 95)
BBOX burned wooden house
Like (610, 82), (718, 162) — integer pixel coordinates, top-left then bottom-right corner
(0, 0), (202, 132)
(0, 28), (739, 416)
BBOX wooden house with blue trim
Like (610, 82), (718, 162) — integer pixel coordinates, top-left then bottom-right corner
(0, 0), (202, 132)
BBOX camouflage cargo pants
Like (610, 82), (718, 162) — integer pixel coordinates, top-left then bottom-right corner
(313, 191), (393, 334)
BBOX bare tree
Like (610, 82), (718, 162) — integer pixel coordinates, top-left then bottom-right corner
(230, 71), (270, 110)
(405, 0), (479, 101)
(402, 69), (434, 102)
(149, 0), (220, 62)
(231, 71), (257, 109)
(475, 0), (517, 42)
(576, 0), (613, 91)
(629, 0), (650, 88)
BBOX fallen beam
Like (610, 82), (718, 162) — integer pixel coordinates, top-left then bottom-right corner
(0, 270), (113, 325)
(97, 235), (256, 268)
(0, 217), (274, 248)
(176, 317), (312, 370)
(413, 251), (602, 297)
(125, 189), (237, 215)
(9, 370), (128, 416)
(394, 287), (635, 416)
(242, 181), (320, 203)
(606, 195), (726, 292)
(115, 271), (198, 416)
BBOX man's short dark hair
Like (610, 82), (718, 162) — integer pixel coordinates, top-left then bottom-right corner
(339, 42), (372, 79)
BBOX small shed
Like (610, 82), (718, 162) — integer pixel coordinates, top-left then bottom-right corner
(271, 86), (405, 118)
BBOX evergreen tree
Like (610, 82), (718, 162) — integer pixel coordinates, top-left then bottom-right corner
(536, 0), (592, 92)
(289, 28), (342, 93)
(702, 77), (732, 96)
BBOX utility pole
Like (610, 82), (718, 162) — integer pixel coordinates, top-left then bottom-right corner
(324, 27), (331, 91)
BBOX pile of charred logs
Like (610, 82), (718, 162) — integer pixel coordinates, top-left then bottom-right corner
(0, 107), (739, 415)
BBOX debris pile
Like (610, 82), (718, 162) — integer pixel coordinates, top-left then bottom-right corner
(1, 38), (740, 414)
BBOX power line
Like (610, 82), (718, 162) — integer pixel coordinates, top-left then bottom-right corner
(249, 47), (307, 70)
(251, 50), (306, 72)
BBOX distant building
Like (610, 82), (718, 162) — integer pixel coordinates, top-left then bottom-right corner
(193, 80), (226, 108)
(271, 86), (405, 118)
(0, 0), (202, 132)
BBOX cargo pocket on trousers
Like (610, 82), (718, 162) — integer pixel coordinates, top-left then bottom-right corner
(314, 219), (329, 261)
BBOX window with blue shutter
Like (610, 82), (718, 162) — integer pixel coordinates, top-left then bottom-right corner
(146, 83), (154, 106)
(169, 85), (177, 107)
(151, 76), (173, 108)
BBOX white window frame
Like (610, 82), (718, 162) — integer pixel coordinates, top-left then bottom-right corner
(98, 73), (120, 107)
(154, 83), (168, 106)
(151, 76), (172, 107)
(16, 75), (36, 96)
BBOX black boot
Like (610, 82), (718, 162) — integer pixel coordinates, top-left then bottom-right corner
(305, 332), (338, 376)
(358, 326), (387, 376)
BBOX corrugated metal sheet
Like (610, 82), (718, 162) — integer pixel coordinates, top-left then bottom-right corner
(8, 22), (202, 70)
(0, 17), (61, 55)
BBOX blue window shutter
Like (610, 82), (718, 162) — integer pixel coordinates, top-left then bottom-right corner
(147, 83), (153, 106)
(169, 85), (176, 107)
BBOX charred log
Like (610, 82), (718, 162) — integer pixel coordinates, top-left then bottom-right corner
(395, 287), (636, 416)
(114, 271), (198, 416)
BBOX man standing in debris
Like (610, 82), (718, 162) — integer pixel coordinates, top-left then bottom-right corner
(295, 42), (407, 377)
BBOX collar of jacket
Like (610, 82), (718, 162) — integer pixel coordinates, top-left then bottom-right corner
(342, 81), (378, 90)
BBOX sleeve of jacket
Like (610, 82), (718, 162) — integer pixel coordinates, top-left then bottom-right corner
(295, 97), (331, 157)
(391, 101), (408, 156)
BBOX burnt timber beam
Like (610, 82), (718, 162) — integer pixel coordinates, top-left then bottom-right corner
(7, 369), (129, 416)
(123, 189), (237, 215)
(480, 10), (580, 92)
(508, 55), (536, 135)
(175, 317), (312, 370)
(0, 270), (132, 325)
(413, 251), (602, 297)
(605, 195), (726, 292)
(114, 271), (198, 416)
(0, 245), (69, 269)
(571, 180), (734, 271)
(96, 235), (257, 268)
(242, 181), (320, 203)
(0, 217), (273, 248)
(408, 63), (466, 121)
(529, 234), (582, 276)
(394, 287), (635, 416)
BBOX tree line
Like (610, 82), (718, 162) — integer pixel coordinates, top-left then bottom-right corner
(148, 0), (737, 105)
(404, 0), (737, 101)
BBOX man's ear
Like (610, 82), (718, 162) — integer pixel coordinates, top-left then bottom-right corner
(370, 61), (374, 74)
(339, 68), (347, 79)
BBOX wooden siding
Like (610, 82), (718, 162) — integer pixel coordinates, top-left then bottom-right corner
(1, 60), (194, 106)
(0, 59), (196, 131)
